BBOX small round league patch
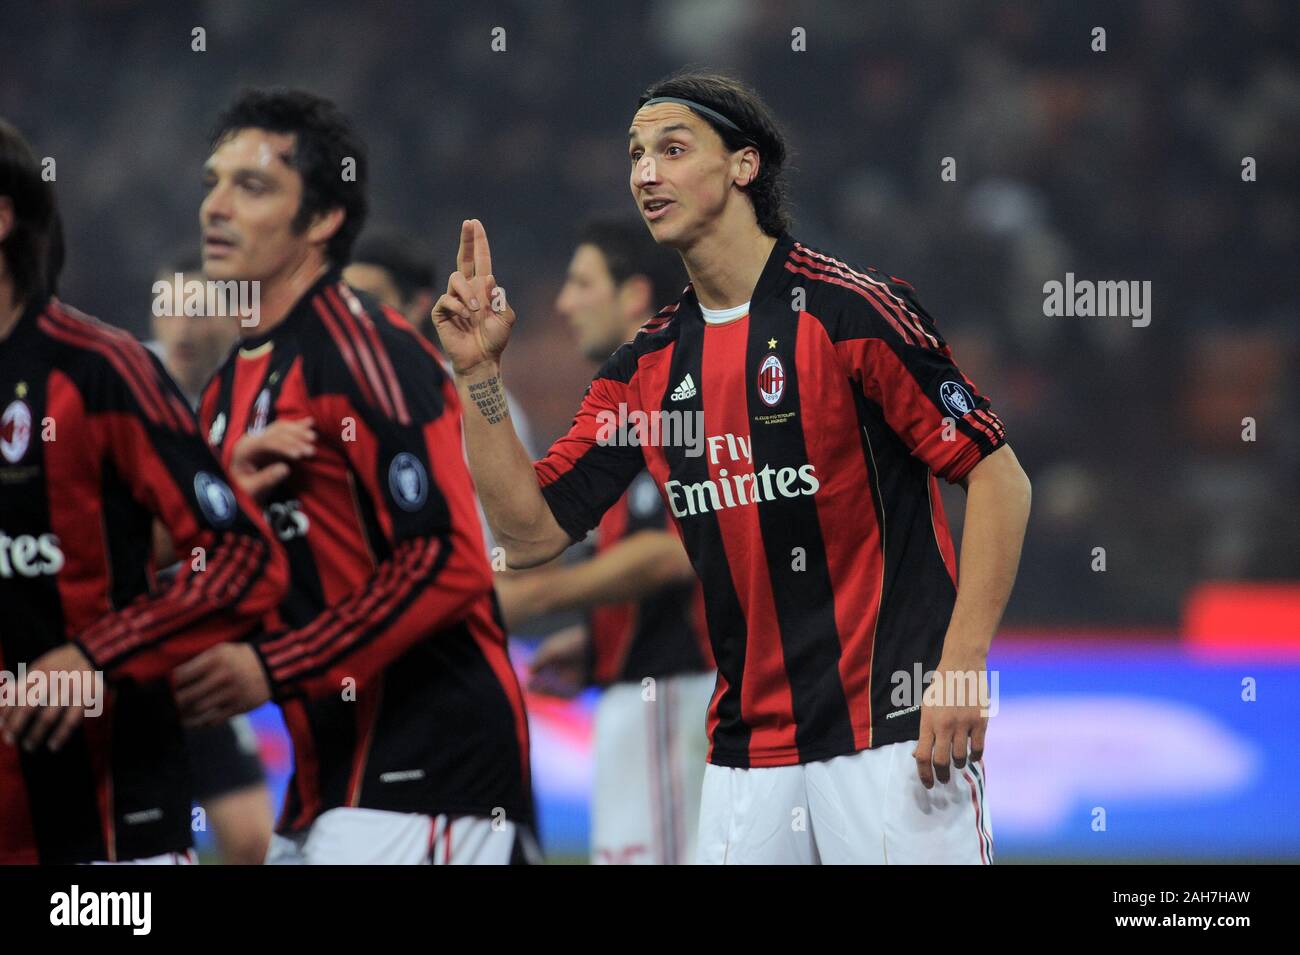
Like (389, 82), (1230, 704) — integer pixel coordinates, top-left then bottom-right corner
(388, 452), (429, 512)
(194, 471), (237, 528)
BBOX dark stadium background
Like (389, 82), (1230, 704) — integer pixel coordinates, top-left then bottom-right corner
(3, 0), (1296, 862)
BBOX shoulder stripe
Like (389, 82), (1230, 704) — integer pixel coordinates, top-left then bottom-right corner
(790, 245), (941, 350)
(639, 304), (678, 334)
(784, 261), (921, 348)
(334, 284), (410, 425)
(39, 304), (192, 433)
(321, 286), (399, 421)
(312, 295), (384, 412)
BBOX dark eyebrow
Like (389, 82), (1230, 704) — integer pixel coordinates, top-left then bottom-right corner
(201, 162), (278, 184)
(628, 122), (694, 142)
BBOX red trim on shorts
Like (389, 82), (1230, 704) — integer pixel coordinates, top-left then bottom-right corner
(962, 769), (989, 864)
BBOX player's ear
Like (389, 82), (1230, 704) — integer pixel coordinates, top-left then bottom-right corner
(733, 147), (760, 189)
(0, 196), (14, 244)
(305, 205), (345, 249)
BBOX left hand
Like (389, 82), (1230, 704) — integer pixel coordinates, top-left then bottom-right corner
(174, 643), (271, 727)
(0, 644), (101, 752)
(913, 654), (990, 789)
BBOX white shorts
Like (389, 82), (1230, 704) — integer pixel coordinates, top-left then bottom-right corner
(264, 807), (541, 865)
(89, 849), (197, 865)
(697, 742), (993, 864)
(591, 670), (714, 864)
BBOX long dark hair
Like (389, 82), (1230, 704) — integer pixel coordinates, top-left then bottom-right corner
(0, 118), (64, 306)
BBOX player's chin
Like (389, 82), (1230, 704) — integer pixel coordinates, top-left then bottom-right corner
(644, 215), (684, 248)
(201, 255), (236, 281)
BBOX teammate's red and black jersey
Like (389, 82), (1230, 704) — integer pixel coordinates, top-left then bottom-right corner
(536, 232), (1008, 768)
(587, 470), (713, 686)
(200, 271), (532, 831)
(0, 297), (286, 864)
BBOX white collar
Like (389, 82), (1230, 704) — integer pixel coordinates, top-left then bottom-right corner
(699, 301), (751, 325)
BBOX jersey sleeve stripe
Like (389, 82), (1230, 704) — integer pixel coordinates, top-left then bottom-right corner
(258, 536), (434, 666)
(260, 537), (447, 684)
(77, 533), (265, 667)
(77, 535), (253, 660)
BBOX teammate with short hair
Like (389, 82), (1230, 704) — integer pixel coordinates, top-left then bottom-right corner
(0, 118), (288, 865)
(510, 219), (714, 864)
(176, 89), (537, 864)
(344, 230), (438, 340)
(434, 71), (1031, 864)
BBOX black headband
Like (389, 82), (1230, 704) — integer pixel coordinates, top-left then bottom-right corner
(640, 96), (754, 143)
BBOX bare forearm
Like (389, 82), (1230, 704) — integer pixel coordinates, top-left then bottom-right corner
(524, 531), (695, 620)
(455, 362), (568, 566)
(942, 446), (1032, 662)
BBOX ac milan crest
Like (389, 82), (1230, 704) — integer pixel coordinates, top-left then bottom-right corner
(1, 400), (32, 464)
(757, 354), (785, 407)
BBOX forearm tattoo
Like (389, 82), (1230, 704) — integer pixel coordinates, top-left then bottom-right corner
(467, 375), (510, 424)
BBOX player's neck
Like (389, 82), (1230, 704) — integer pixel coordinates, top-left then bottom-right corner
(681, 220), (776, 312)
(240, 257), (329, 339)
(0, 278), (23, 342)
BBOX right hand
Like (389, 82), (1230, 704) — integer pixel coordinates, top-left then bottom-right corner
(431, 219), (517, 375)
(228, 417), (316, 503)
(527, 625), (588, 698)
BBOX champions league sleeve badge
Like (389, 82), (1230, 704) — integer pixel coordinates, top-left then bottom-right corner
(388, 452), (429, 512)
(939, 380), (974, 418)
(194, 471), (238, 528)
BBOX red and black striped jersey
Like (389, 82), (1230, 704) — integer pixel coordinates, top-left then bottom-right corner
(536, 233), (1008, 769)
(199, 272), (532, 830)
(587, 470), (713, 686)
(0, 297), (287, 864)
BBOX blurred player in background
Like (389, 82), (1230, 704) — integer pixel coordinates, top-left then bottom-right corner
(0, 118), (287, 864)
(175, 89), (537, 864)
(148, 255), (275, 864)
(343, 230), (438, 342)
(506, 219), (714, 864)
(435, 70), (1032, 864)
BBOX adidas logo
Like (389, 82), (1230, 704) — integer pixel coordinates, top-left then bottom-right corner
(670, 374), (697, 401)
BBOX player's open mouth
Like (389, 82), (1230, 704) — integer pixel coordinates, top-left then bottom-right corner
(643, 199), (673, 221)
(203, 234), (236, 256)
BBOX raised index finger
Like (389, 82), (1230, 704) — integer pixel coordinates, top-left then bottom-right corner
(457, 219), (476, 278)
(471, 219), (493, 281)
